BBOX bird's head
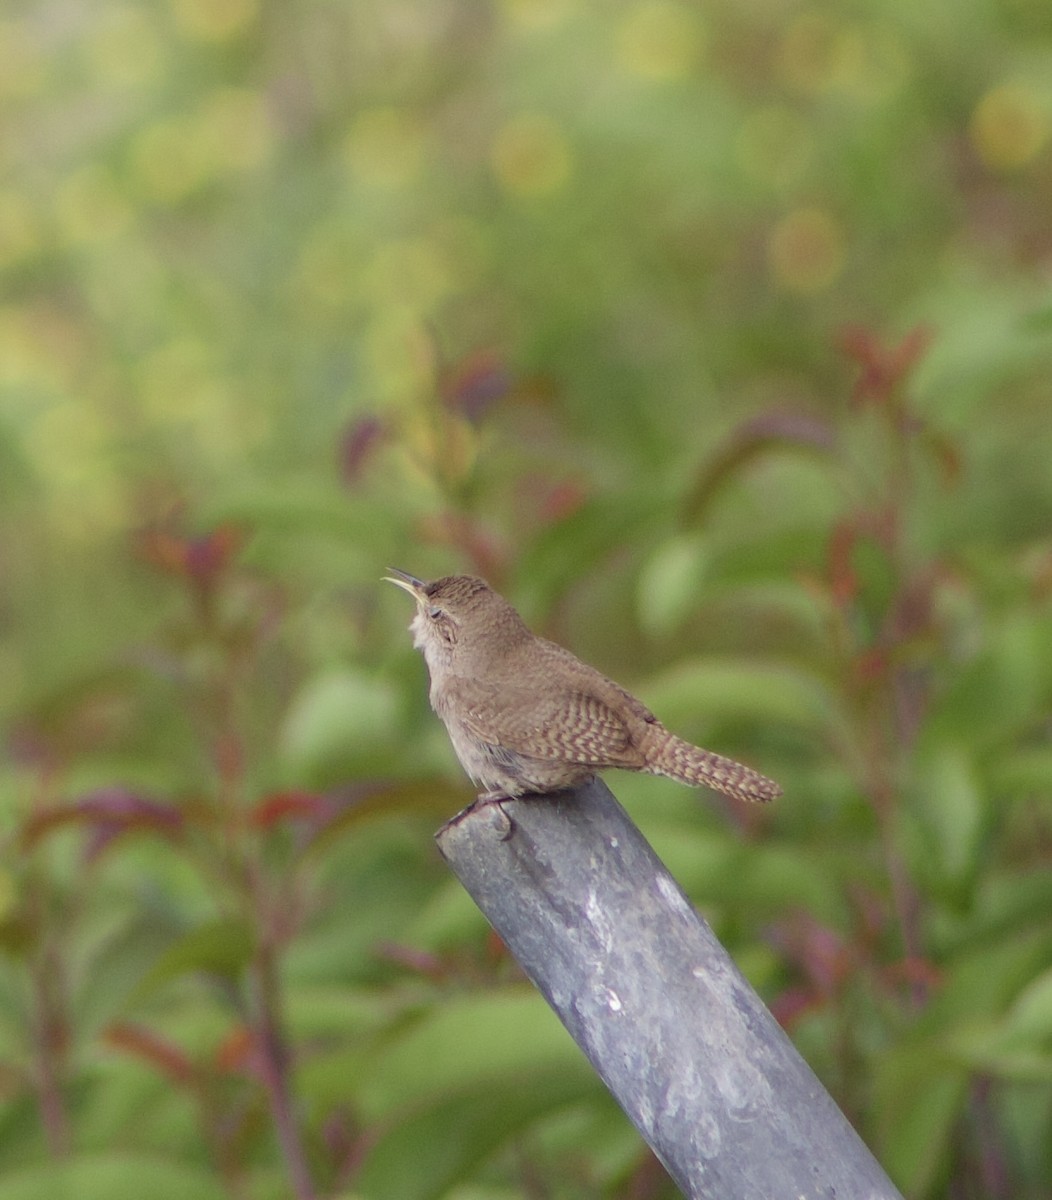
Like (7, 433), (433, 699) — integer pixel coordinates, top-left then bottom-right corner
(384, 569), (527, 673)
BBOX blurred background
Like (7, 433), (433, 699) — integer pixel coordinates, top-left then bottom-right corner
(3, 1), (1052, 1197)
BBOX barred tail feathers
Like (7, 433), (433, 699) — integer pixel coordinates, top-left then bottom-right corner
(641, 724), (781, 803)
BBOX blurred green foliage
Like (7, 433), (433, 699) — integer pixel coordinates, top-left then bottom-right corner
(2, 0), (1052, 1197)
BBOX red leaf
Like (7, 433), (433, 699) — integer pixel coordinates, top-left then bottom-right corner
(538, 480), (588, 525)
(770, 914), (856, 997)
(418, 511), (509, 585)
(682, 407), (837, 523)
(374, 941), (449, 980)
(136, 523), (244, 583)
(485, 929), (510, 965)
(249, 791), (332, 830)
(883, 955), (943, 996)
(768, 986), (824, 1031)
(855, 648), (889, 684)
(734, 409), (837, 450)
(441, 349), (512, 423)
(213, 732), (244, 786)
(839, 323), (934, 406)
(23, 789), (184, 850)
(214, 1025), (256, 1074)
(827, 521), (860, 606)
(339, 415), (386, 486)
(921, 427), (963, 486)
(104, 1021), (196, 1086)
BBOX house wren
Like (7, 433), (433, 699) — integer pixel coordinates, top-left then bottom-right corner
(385, 569), (781, 805)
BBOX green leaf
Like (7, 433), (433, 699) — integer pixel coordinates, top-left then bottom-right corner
(943, 1015), (1052, 1083)
(130, 918), (254, 1004)
(211, 483), (404, 564)
(75, 1058), (200, 1157)
(924, 612), (1052, 751)
(402, 876), (492, 951)
(279, 667), (401, 783)
(517, 495), (661, 615)
(941, 868), (1052, 952)
(299, 987), (585, 1119)
(75, 910), (184, 1037)
(646, 825), (848, 923)
(872, 1048), (966, 1198)
(1003, 966), (1052, 1042)
(355, 1068), (598, 1200)
(283, 984), (395, 1041)
(357, 991), (579, 1119)
(636, 532), (710, 637)
(988, 747), (1052, 797)
(912, 283), (1052, 420)
(0, 1154), (229, 1200)
(642, 657), (841, 743)
(913, 743), (984, 889)
(680, 410), (837, 525)
(949, 966), (1052, 1080)
(924, 927), (1052, 1032)
(699, 579), (831, 652)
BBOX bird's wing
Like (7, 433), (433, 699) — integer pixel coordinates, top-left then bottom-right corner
(451, 674), (649, 767)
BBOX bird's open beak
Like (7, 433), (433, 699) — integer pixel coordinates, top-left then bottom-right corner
(383, 567), (428, 599)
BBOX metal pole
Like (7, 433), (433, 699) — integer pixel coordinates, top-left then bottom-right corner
(434, 776), (903, 1200)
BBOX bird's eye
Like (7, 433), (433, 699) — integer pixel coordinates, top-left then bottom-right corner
(427, 605), (443, 620)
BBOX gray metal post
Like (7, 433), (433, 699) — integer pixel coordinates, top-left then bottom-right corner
(434, 776), (903, 1200)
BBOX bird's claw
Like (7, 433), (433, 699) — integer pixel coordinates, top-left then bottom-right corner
(473, 790), (515, 840)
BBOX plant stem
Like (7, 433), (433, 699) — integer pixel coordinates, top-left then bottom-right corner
(31, 943), (71, 1158)
(250, 942), (316, 1200)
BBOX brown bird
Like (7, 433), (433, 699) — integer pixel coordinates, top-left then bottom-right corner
(385, 570), (781, 805)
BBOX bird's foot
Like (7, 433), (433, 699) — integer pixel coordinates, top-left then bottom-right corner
(475, 788), (515, 804)
(471, 789), (516, 839)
